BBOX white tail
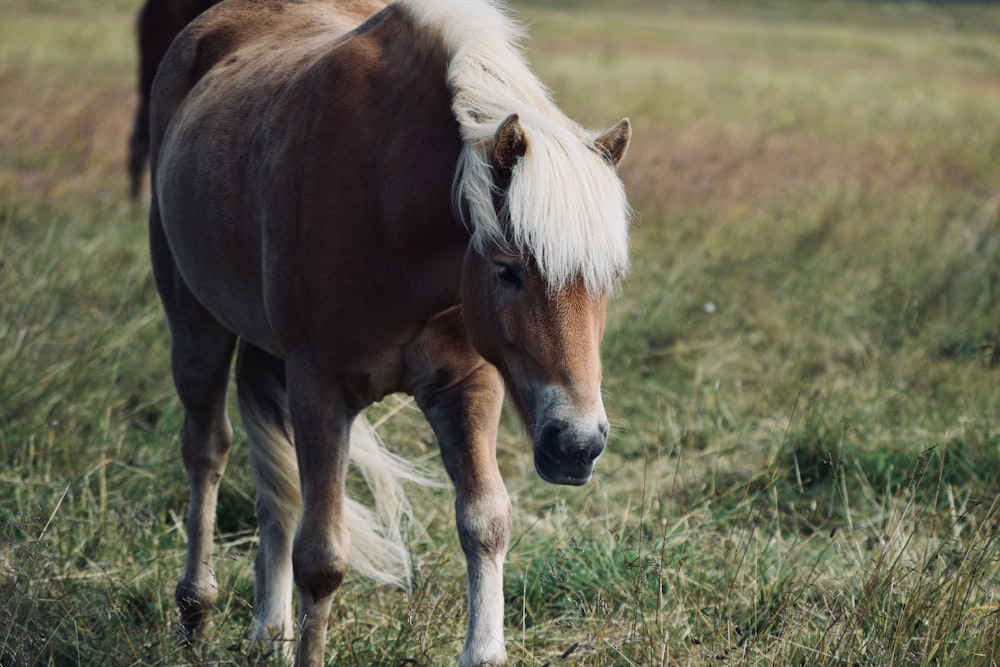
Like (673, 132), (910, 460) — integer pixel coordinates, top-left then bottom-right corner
(342, 416), (439, 584)
(242, 390), (438, 586)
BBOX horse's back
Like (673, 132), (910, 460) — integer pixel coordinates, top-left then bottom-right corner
(150, 0), (385, 150)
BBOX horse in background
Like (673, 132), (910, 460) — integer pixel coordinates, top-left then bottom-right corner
(127, 0), (219, 199)
(148, 0), (631, 664)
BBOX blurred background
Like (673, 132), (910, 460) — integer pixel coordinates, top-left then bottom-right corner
(1, 1), (998, 664)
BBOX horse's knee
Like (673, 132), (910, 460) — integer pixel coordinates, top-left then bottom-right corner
(175, 578), (218, 641)
(292, 528), (350, 603)
(457, 489), (511, 559)
(179, 427), (232, 488)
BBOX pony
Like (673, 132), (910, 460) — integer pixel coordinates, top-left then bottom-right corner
(127, 0), (219, 199)
(148, 0), (631, 664)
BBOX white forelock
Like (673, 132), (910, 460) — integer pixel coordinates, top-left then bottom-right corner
(395, 0), (630, 293)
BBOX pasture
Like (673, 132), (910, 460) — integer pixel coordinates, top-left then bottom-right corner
(1, 0), (999, 664)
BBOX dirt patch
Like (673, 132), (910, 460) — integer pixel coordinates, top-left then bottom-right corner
(619, 125), (931, 220)
(0, 79), (137, 203)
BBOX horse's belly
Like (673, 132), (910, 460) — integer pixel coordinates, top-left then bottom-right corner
(171, 235), (279, 354)
(156, 143), (282, 355)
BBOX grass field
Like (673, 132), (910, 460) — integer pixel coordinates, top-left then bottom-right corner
(2, 0), (999, 664)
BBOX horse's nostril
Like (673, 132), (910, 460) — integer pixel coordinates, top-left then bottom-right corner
(533, 420), (606, 486)
(598, 420), (610, 441)
(539, 423), (563, 454)
(584, 434), (605, 463)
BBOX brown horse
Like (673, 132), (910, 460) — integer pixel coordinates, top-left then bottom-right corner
(148, 0), (631, 664)
(127, 0), (218, 199)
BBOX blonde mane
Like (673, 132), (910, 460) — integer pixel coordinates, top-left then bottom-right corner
(395, 0), (630, 293)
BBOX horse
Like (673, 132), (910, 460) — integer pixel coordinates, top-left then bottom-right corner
(127, 0), (219, 199)
(147, 0), (632, 664)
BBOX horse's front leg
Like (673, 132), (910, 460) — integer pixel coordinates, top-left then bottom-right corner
(417, 360), (510, 667)
(285, 356), (356, 667)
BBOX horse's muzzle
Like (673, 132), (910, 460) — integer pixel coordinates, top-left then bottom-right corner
(533, 419), (609, 486)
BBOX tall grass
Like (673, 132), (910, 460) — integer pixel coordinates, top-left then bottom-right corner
(1, 0), (999, 664)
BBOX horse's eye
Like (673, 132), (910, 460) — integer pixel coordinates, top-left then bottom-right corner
(493, 261), (523, 289)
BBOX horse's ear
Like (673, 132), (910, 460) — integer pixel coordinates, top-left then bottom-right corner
(594, 118), (631, 167)
(492, 113), (527, 171)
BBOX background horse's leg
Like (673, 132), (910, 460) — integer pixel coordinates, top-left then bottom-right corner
(129, 0), (213, 198)
(149, 208), (237, 640)
(284, 354), (357, 667)
(127, 104), (149, 199)
(235, 342), (298, 659)
(417, 360), (510, 667)
(128, 0), (168, 199)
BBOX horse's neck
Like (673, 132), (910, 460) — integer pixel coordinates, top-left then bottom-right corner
(361, 6), (471, 259)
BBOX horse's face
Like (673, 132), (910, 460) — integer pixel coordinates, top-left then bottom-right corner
(461, 247), (610, 486)
(459, 113), (630, 486)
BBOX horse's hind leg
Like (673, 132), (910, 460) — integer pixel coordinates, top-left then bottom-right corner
(235, 341), (298, 658)
(150, 206), (237, 640)
(169, 320), (236, 638)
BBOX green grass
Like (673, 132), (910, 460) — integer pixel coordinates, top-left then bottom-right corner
(2, 0), (1000, 665)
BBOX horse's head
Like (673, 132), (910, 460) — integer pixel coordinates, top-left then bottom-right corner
(460, 114), (631, 486)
